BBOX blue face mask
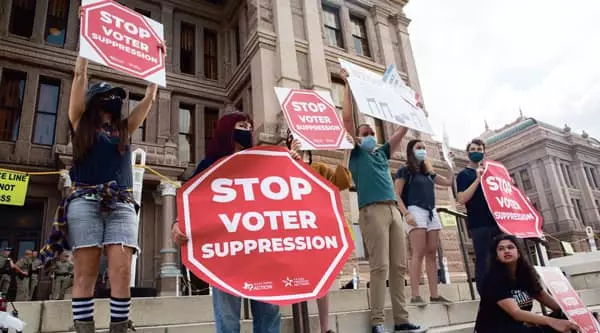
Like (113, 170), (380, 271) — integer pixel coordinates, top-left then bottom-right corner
(360, 136), (377, 150)
(414, 149), (427, 161)
(469, 151), (484, 163)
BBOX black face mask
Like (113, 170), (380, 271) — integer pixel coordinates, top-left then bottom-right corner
(234, 129), (253, 149)
(99, 98), (123, 119)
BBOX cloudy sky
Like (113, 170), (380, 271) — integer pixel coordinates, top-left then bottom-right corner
(404, 0), (600, 148)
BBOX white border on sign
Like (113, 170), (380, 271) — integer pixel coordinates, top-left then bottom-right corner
(482, 160), (543, 238)
(181, 148), (350, 302)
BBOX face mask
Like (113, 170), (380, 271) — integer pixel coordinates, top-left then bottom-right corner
(469, 151), (484, 163)
(234, 129), (253, 149)
(414, 149), (427, 161)
(99, 98), (123, 118)
(360, 135), (377, 150)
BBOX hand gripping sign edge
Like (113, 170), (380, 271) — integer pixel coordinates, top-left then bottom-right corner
(81, 0), (164, 81)
(281, 89), (345, 149)
(177, 146), (354, 305)
(481, 160), (543, 238)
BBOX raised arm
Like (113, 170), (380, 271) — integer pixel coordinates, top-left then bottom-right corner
(127, 83), (158, 134)
(69, 57), (89, 130)
(434, 163), (454, 187)
(456, 168), (482, 205)
(388, 126), (408, 153)
(340, 70), (357, 144)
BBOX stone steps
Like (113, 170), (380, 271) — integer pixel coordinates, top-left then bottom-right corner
(11, 283), (600, 333)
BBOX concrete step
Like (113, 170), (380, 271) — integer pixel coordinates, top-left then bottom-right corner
(12, 285), (600, 333)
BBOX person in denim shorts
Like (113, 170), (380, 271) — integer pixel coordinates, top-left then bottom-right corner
(40, 48), (163, 333)
(171, 109), (280, 333)
(395, 139), (454, 306)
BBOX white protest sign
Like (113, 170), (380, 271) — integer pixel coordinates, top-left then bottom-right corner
(441, 124), (453, 170)
(339, 59), (434, 135)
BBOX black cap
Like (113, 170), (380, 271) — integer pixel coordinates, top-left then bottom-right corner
(3, 247), (11, 251)
(85, 82), (126, 108)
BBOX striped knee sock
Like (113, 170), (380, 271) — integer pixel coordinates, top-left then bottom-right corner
(72, 297), (94, 322)
(110, 297), (131, 323)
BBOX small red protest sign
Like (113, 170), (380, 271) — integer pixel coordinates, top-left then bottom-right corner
(80, 0), (166, 86)
(536, 266), (600, 333)
(177, 146), (354, 305)
(481, 160), (543, 238)
(274, 88), (352, 150)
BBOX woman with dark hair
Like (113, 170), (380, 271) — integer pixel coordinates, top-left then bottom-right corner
(39, 42), (164, 333)
(474, 234), (580, 333)
(171, 110), (280, 333)
(394, 139), (453, 305)
(286, 129), (353, 333)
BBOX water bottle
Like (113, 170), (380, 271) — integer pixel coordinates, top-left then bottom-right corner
(352, 268), (359, 290)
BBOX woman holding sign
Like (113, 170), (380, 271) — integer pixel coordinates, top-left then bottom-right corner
(172, 110), (281, 333)
(395, 139), (454, 305)
(286, 129), (353, 333)
(474, 234), (581, 333)
(39, 38), (165, 332)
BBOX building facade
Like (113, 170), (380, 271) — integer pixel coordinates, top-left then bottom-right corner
(0, 0), (465, 296)
(475, 115), (600, 254)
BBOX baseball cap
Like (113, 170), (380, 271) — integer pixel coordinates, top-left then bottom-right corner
(85, 82), (126, 108)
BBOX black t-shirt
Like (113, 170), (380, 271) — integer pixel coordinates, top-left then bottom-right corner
(474, 272), (541, 332)
(396, 166), (436, 211)
(456, 167), (496, 230)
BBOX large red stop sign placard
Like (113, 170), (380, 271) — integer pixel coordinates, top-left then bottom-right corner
(177, 146), (354, 305)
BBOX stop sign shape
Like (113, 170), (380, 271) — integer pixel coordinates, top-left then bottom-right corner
(80, 0), (165, 86)
(481, 160), (543, 238)
(275, 88), (347, 150)
(177, 146), (354, 305)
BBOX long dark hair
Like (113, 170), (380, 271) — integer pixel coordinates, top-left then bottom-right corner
(405, 139), (428, 174)
(285, 129), (312, 164)
(72, 95), (128, 162)
(487, 234), (542, 293)
(205, 111), (252, 159)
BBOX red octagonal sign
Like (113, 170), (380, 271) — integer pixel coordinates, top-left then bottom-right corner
(278, 89), (346, 149)
(177, 146), (354, 305)
(80, 0), (165, 86)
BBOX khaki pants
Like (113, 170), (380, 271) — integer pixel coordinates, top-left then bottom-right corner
(0, 274), (9, 294)
(359, 202), (408, 326)
(16, 277), (30, 301)
(52, 276), (72, 300)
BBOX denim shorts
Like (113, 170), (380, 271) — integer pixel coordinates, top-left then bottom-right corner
(67, 196), (139, 253)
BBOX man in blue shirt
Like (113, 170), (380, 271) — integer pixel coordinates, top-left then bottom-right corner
(455, 138), (501, 294)
(340, 70), (426, 333)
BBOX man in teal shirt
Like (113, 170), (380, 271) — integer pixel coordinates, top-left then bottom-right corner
(341, 69), (426, 333)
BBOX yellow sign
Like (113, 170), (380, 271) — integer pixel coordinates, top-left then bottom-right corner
(0, 169), (30, 206)
(439, 210), (457, 227)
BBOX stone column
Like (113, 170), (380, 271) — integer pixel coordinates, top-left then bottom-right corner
(157, 90), (172, 145)
(273, 0), (300, 87)
(32, 0), (49, 43)
(64, 0), (79, 50)
(370, 6), (395, 66)
(573, 160), (600, 225)
(394, 14), (422, 93)
(302, 0), (329, 90)
(0, 0), (12, 37)
(543, 157), (574, 231)
(530, 160), (551, 220)
(339, 6), (354, 55)
(160, 4), (175, 72)
(158, 180), (181, 296)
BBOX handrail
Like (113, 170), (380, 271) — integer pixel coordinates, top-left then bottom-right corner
(436, 207), (476, 300)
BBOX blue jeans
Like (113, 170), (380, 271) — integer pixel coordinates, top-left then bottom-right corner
(470, 226), (501, 294)
(212, 288), (280, 333)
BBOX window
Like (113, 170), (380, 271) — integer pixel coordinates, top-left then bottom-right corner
(572, 199), (585, 224)
(519, 169), (533, 191)
(179, 104), (194, 163)
(330, 77), (345, 118)
(350, 15), (370, 57)
(585, 166), (599, 189)
(9, 0), (35, 38)
(134, 8), (151, 17)
(234, 25), (241, 65)
(45, 0), (70, 46)
(561, 163), (575, 188)
(128, 94), (145, 142)
(204, 29), (218, 80)
(0, 70), (27, 142)
(322, 5), (343, 48)
(33, 77), (60, 145)
(204, 107), (219, 153)
(180, 22), (196, 75)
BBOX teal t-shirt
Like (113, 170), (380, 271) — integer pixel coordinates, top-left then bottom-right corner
(349, 142), (396, 208)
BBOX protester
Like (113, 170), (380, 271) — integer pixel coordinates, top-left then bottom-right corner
(456, 138), (500, 294)
(37, 36), (164, 331)
(14, 250), (32, 301)
(286, 130), (353, 333)
(51, 252), (74, 300)
(340, 69), (425, 333)
(474, 234), (581, 333)
(30, 250), (42, 300)
(395, 139), (453, 305)
(171, 110), (280, 333)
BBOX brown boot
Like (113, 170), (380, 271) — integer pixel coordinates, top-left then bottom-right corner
(109, 320), (136, 333)
(73, 320), (95, 333)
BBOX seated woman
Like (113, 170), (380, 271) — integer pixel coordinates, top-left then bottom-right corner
(474, 234), (581, 333)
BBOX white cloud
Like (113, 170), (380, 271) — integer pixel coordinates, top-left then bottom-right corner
(404, 0), (600, 148)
